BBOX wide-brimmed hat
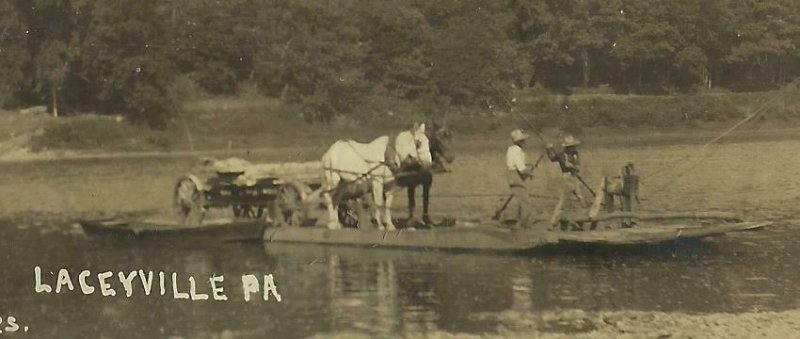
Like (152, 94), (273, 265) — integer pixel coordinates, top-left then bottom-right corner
(510, 129), (529, 142)
(561, 134), (580, 147)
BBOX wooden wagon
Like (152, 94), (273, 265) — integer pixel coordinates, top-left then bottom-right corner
(173, 157), (322, 226)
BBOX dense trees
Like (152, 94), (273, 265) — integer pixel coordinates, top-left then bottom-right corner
(0, 0), (29, 107)
(1, 0), (799, 125)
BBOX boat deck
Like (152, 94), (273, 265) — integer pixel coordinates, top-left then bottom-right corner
(263, 221), (771, 251)
(79, 211), (771, 251)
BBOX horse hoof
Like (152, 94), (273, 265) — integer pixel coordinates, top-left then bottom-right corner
(327, 223), (342, 230)
(385, 226), (397, 231)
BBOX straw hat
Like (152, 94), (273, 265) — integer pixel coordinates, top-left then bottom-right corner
(561, 134), (580, 147)
(510, 129), (529, 142)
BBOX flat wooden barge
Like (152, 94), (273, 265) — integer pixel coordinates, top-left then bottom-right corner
(79, 218), (266, 242)
(79, 212), (770, 250)
(263, 213), (770, 251)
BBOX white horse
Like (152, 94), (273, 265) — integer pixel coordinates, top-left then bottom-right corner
(321, 124), (433, 230)
(394, 123), (432, 166)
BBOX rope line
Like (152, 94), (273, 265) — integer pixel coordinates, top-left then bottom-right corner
(643, 88), (788, 182)
(498, 82), (797, 212)
(645, 80), (798, 199)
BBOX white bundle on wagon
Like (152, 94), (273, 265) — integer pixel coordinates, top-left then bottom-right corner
(208, 157), (252, 174)
(193, 157), (321, 185)
(234, 161), (322, 186)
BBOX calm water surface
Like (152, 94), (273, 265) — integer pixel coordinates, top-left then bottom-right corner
(0, 221), (797, 338)
(1, 140), (800, 338)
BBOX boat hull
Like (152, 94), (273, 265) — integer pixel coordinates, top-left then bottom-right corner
(551, 221), (769, 245)
(263, 221), (770, 251)
(79, 218), (770, 251)
(264, 226), (550, 251)
(79, 218), (267, 243)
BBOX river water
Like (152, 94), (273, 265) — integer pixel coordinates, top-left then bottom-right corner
(1, 139), (799, 338)
(0, 219), (797, 338)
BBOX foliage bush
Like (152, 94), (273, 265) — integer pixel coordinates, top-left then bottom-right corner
(514, 87), (800, 132)
(29, 85), (800, 153)
(181, 97), (308, 139)
(168, 75), (209, 103)
(29, 116), (176, 151)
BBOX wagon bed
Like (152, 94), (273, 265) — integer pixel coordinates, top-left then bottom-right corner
(175, 158), (323, 225)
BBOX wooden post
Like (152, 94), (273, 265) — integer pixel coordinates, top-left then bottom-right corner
(51, 86), (58, 117)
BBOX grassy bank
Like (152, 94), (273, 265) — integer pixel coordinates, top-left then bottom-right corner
(5, 87), (800, 157)
(512, 86), (800, 134)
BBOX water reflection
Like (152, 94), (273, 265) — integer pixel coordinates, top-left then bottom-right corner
(263, 230), (800, 337)
(0, 220), (798, 338)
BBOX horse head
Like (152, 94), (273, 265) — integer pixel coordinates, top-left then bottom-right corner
(427, 121), (455, 172)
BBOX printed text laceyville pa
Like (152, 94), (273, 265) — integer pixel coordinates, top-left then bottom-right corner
(33, 266), (282, 302)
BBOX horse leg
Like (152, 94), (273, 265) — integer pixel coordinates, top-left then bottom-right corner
(357, 197), (368, 229)
(407, 185), (416, 221)
(422, 174), (433, 225)
(323, 189), (341, 230)
(384, 184), (397, 231)
(323, 169), (342, 230)
(372, 179), (385, 230)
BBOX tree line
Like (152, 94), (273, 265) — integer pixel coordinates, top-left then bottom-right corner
(1, 0), (799, 126)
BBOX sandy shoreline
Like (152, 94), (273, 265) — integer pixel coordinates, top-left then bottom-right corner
(308, 308), (800, 339)
(487, 308), (800, 339)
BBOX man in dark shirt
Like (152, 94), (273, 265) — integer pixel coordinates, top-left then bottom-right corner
(546, 134), (586, 229)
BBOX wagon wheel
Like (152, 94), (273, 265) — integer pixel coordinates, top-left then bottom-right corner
(338, 201), (359, 228)
(272, 183), (307, 227)
(174, 177), (206, 225)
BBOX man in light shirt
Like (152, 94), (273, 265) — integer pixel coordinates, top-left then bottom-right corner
(506, 129), (536, 229)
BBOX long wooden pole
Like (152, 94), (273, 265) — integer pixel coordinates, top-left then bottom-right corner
(578, 211), (741, 224)
(492, 153), (546, 220)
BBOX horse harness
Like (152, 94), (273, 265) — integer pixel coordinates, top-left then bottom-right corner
(322, 137), (430, 194)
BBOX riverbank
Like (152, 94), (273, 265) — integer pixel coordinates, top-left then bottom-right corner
(2, 89), (800, 162)
(3, 110), (800, 163)
(310, 308), (800, 339)
(489, 308), (800, 339)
